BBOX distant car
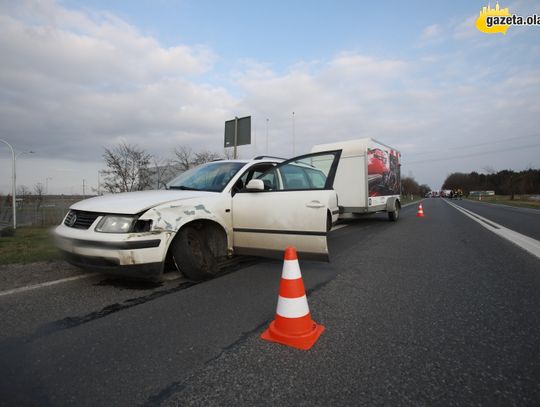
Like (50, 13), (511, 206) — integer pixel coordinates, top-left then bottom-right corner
(54, 151), (342, 281)
(441, 189), (452, 198)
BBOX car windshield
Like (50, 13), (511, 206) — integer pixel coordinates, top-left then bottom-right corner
(167, 162), (245, 192)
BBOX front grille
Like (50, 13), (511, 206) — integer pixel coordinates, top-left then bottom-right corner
(64, 210), (102, 229)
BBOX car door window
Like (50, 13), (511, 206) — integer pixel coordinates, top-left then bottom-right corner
(232, 163), (277, 194)
(255, 150), (342, 191)
(305, 168), (326, 188)
(259, 169), (279, 190)
(281, 165), (311, 189)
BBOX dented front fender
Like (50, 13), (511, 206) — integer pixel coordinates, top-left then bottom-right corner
(139, 197), (233, 249)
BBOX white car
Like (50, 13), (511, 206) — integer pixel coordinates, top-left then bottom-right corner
(54, 150), (342, 281)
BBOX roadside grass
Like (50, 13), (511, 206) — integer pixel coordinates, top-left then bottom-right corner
(0, 227), (60, 265)
(401, 195), (423, 206)
(466, 195), (540, 210)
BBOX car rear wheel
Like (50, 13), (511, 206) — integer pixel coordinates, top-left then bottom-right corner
(171, 225), (218, 281)
(388, 204), (399, 222)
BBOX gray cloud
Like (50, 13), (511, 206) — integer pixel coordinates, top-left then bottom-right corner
(0, 1), (227, 163)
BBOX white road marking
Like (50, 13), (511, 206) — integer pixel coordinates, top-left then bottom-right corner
(463, 199), (540, 215)
(0, 273), (99, 298)
(444, 199), (540, 260)
(331, 224), (348, 231)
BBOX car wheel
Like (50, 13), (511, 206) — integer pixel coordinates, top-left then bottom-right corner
(327, 212), (332, 232)
(171, 225), (218, 281)
(388, 205), (399, 222)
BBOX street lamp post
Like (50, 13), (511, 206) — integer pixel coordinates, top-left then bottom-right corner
(292, 111), (296, 156)
(0, 139), (16, 229)
(265, 118), (269, 154)
(45, 177), (52, 194)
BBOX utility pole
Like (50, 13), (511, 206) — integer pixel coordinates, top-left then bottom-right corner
(253, 122), (257, 154)
(233, 116), (238, 159)
(292, 111), (296, 156)
(265, 118), (269, 154)
(45, 177), (52, 195)
(82, 179), (86, 199)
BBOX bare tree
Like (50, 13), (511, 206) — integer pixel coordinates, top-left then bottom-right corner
(17, 185), (32, 199)
(34, 182), (45, 225)
(101, 143), (152, 193)
(174, 146), (194, 172)
(152, 156), (175, 189)
(401, 177), (431, 197)
(174, 146), (222, 170)
(16, 185), (31, 210)
(193, 150), (221, 166)
(34, 182), (45, 210)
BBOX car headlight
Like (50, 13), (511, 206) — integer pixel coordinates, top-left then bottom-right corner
(95, 216), (136, 233)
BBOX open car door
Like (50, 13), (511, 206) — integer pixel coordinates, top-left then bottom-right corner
(232, 150), (341, 261)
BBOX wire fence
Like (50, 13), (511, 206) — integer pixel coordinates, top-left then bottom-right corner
(0, 195), (87, 228)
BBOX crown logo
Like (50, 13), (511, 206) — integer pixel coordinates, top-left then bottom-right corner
(476, 2), (511, 34)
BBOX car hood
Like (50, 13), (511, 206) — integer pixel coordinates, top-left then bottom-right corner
(70, 190), (218, 215)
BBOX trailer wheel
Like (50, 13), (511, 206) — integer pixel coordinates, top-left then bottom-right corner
(170, 225), (218, 281)
(388, 203), (400, 222)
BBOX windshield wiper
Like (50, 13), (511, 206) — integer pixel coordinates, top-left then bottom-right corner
(169, 186), (201, 191)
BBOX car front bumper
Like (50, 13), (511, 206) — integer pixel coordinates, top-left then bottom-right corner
(54, 224), (174, 279)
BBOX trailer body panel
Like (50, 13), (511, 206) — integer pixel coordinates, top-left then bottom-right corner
(312, 138), (401, 218)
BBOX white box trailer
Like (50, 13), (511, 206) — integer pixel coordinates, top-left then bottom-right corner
(312, 138), (401, 221)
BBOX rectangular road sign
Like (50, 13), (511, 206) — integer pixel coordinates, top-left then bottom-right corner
(224, 116), (251, 148)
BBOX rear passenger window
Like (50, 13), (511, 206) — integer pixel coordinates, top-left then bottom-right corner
(305, 168), (326, 188)
(280, 165), (311, 189)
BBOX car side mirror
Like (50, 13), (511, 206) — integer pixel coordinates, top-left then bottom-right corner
(245, 179), (264, 191)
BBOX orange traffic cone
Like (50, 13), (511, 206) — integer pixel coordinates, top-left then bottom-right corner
(417, 203), (425, 217)
(261, 247), (325, 350)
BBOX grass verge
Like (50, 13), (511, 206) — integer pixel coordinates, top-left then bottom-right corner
(401, 195), (423, 206)
(0, 227), (61, 265)
(467, 195), (540, 210)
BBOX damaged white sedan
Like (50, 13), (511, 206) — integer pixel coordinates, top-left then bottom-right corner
(54, 150), (341, 281)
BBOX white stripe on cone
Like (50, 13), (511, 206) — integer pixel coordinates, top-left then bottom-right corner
(276, 295), (310, 318)
(281, 259), (302, 280)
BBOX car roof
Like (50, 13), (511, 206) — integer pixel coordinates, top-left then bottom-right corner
(210, 158), (285, 165)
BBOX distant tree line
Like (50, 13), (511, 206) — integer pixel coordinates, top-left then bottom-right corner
(401, 176), (431, 198)
(442, 169), (540, 197)
(1, 182), (45, 207)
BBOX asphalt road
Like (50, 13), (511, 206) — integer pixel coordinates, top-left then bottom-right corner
(448, 198), (540, 241)
(1, 199), (539, 406)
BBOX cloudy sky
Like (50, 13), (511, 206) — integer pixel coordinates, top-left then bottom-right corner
(0, 0), (539, 194)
